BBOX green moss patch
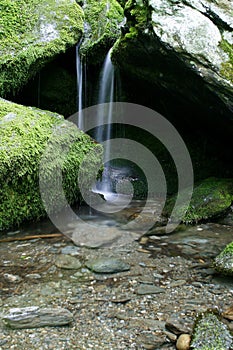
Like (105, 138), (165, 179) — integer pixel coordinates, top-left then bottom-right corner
(191, 311), (233, 349)
(220, 40), (233, 83)
(0, 0), (84, 97)
(80, 0), (124, 64)
(0, 99), (103, 231)
(164, 177), (233, 224)
(214, 241), (233, 275)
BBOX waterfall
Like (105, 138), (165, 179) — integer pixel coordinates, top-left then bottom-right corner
(94, 49), (115, 197)
(76, 42), (85, 130)
(96, 49), (114, 162)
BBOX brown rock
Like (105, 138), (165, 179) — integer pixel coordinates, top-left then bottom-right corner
(176, 334), (191, 350)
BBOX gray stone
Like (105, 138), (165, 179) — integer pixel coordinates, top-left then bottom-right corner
(86, 257), (130, 274)
(55, 255), (82, 270)
(136, 284), (165, 295)
(2, 307), (73, 329)
(61, 245), (80, 255)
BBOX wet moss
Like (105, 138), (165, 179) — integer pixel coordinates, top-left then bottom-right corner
(214, 241), (233, 275)
(220, 40), (233, 83)
(191, 310), (233, 350)
(165, 177), (233, 224)
(80, 0), (124, 64)
(0, 99), (103, 231)
(0, 0), (84, 97)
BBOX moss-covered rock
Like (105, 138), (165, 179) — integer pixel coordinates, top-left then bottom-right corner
(79, 0), (124, 64)
(214, 241), (233, 275)
(165, 178), (233, 224)
(0, 0), (84, 97)
(112, 0), (233, 115)
(0, 98), (103, 231)
(191, 311), (233, 350)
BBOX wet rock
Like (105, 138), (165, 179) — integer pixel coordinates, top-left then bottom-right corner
(55, 255), (82, 270)
(79, 0), (124, 65)
(165, 318), (191, 335)
(25, 274), (42, 280)
(2, 307), (73, 329)
(86, 257), (130, 273)
(214, 241), (233, 275)
(60, 245), (80, 256)
(4, 274), (22, 283)
(191, 311), (233, 349)
(0, 0), (83, 97)
(222, 304), (233, 320)
(176, 334), (191, 350)
(136, 284), (165, 295)
(71, 224), (123, 248)
(0, 99), (103, 231)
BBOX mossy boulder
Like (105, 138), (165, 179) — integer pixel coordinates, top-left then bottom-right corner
(165, 178), (233, 224)
(0, 0), (84, 97)
(79, 0), (124, 64)
(112, 0), (233, 116)
(214, 241), (233, 275)
(0, 98), (103, 231)
(191, 311), (233, 350)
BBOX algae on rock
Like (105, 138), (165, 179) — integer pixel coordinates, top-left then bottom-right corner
(0, 0), (84, 97)
(112, 0), (233, 114)
(191, 311), (233, 350)
(164, 177), (233, 224)
(214, 241), (233, 276)
(79, 0), (124, 64)
(0, 99), (103, 231)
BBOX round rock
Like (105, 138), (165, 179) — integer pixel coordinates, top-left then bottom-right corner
(176, 334), (191, 350)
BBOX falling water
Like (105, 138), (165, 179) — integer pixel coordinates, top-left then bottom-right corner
(96, 48), (115, 148)
(93, 49), (116, 198)
(76, 42), (85, 130)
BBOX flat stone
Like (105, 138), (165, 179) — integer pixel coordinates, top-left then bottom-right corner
(2, 307), (73, 329)
(165, 318), (191, 335)
(55, 255), (82, 270)
(86, 257), (130, 274)
(136, 284), (165, 295)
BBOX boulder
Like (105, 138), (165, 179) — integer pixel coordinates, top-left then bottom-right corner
(214, 241), (233, 275)
(112, 0), (233, 117)
(164, 177), (233, 224)
(0, 0), (83, 97)
(0, 98), (103, 231)
(191, 311), (233, 349)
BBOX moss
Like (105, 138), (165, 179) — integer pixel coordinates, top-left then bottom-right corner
(220, 39), (233, 83)
(0, 0), (84, 97)
(124, 0), (151, 32)
(0, 98), (103, 231)
(191, 311), (233, 349)
(79, 0), (124, 64)
(164, 177), (233, 224)
(214, 241), (233, 275)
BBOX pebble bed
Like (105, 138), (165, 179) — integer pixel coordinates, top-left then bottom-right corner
(0, 222), (233, 349)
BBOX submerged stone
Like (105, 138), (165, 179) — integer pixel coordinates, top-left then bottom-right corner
(2, 307), (73, 329)
(214, 241), (233, 276)
(86, 257), (130, 273)
(55, 255), (82, 270)
(191, 311), (233, 350)
(0, 0), (84, 96)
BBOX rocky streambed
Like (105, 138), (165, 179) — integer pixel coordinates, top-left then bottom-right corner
(1, 210), (233, 349)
